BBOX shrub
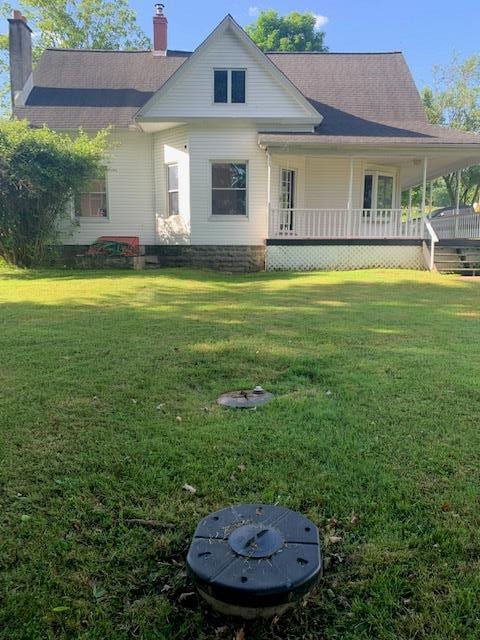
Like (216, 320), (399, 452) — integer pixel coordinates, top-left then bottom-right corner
(0, 120), (110, 266)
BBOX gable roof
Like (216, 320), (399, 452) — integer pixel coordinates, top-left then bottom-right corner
(136, 15), (322, 123)
(12, 18), (480, 148)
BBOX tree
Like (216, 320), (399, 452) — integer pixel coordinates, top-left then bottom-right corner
(0, 0), (150, 113)
(246, 10), (328, 53)
(0, 119), (110, 266)
(421, 54), (480, 206)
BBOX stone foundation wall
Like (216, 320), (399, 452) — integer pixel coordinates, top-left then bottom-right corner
(145, 245), (266, 272)
(58, 245), (266, 272)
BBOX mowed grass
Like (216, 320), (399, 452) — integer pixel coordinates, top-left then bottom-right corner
(0, 266), (479, 640)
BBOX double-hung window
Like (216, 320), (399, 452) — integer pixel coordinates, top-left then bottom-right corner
(75, 173), (108, 218)
(214, 69), (246, 104)
(211, 162), (247, 216)
(167, 164), (179, 216)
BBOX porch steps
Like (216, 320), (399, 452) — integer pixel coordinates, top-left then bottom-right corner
(434, 244), (480, 275)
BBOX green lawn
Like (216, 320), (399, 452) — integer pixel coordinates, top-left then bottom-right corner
(0, 267), (479, 640)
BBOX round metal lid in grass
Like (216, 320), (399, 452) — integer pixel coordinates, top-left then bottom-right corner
(217, 386), (274, 409)
(187, 504), (323, 620)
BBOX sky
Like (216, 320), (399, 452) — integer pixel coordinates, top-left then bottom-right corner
(129, 0), (479, 89)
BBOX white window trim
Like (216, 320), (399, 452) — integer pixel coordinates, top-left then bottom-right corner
(166, 163), (180, 217)
(75, 173), (110, 223)
(213, 68), (247, 105)
(362, 166), (398, 211)
(209, 160), (249, 219)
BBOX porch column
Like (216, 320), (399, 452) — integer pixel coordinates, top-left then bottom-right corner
(266, 150), (272, 237)
(347, 157), (354, 211)
(429, 181), (433, 215)
(456, 169), (461, 215)
(421, 157), (428, 215)
(347, 157), (355, 237)
(455, 169), (461, 237)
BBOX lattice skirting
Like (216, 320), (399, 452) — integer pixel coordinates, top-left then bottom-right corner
(266, 244), (426, 272)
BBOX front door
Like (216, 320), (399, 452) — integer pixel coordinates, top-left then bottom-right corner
(363, 171), (395, 221)
(280, 168), (296, 231)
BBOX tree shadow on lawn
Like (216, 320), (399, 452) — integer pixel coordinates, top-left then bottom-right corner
(1, 273), (480, 640)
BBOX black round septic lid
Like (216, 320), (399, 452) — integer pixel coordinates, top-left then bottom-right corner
(187, 504), (322, 609)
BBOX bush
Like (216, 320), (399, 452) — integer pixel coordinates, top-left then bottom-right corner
(0, 120), (109, 266)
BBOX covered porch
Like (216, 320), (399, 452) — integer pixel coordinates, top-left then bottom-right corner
(260, 138), (480, 271)
(264, 147), (480, 241)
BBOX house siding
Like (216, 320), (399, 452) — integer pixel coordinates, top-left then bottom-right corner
(305, 157), (363, 210)
(189, 122), (268, 246)
(141, 29), (312, 121)
(69, 130), (156, 245)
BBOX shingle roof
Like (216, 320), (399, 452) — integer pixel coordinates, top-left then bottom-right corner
(15, 49), (189, 129)
(268, 52), (427, 125)
(13, 47), (480, 147)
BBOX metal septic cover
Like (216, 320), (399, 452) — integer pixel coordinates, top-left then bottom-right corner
(217, 386), (274, 409)
(187, 504), (322, 609)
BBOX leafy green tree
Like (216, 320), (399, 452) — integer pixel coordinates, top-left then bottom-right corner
(0, 119), (110, 266)
(421, 54), (480, 206)
(0, 0), (150, 113)
(246, 10), (328, 53)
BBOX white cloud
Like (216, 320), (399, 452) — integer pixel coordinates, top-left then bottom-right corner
(314, 14), (329, 29)
(248, 6), (260, 17)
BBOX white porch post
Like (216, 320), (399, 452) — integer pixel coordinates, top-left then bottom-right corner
(456, 169), (461, 215)
(420, 157), (428, 237)
(408, 188), (413, 233)
(455, 169), (461, 238)
(347, 157), (354, 210)
(422, 157), (428, 215)
(429, 181), (433, 215)
(347, 157), (354, 236)
(267, 150), (272, 238)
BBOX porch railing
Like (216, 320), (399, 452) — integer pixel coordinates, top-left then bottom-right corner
(429, 212), (480, 240)
(269, 208), (425, 240)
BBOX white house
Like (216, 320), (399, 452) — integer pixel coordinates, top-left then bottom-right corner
(8, 5), (480, 272)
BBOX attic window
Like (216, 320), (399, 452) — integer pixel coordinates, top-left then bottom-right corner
(214, 69), (246, 104)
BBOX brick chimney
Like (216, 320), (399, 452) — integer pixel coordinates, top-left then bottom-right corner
(153, 3), (168, 56)
(8, 10), (32, 108)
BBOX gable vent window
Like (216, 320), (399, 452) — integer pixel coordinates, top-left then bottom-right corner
(214, 69), (246, 104)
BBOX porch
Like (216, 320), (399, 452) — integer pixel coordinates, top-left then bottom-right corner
(262, 146), (480, 271)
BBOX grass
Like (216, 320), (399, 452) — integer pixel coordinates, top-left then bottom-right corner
(0, 266), (479, 640)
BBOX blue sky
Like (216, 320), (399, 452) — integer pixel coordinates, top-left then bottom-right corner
(130, 0), (478, 89)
